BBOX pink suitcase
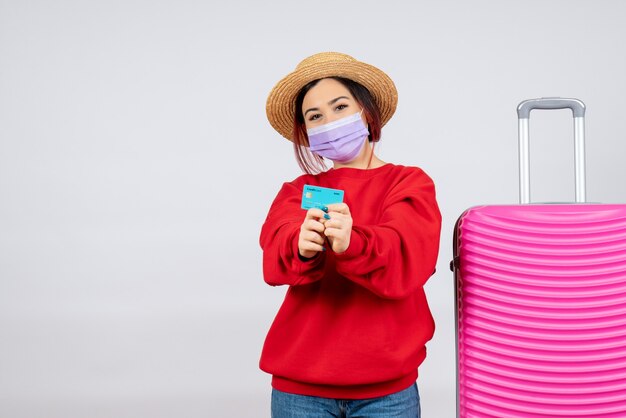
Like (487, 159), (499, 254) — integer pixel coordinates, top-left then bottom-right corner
(452, 98), (626, 417)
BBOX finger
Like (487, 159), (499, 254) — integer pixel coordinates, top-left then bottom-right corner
(323, 216), (348, 230)
(316, 213), (331, 226)
(304, 219), (326, 233)
(304, 230), (326, 245)
(305, 208), (326, 220)
(324, 227), (340, 240)
(301, 242), (325, 254)
(326, 203), (350, 215)
(301, 235), (326, 251)
(321, 218), (336, 230)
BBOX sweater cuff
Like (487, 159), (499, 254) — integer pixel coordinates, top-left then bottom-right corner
(334, 228), (364, 260)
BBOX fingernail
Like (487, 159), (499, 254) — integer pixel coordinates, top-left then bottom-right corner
(322, 246), (326, 251)
(324, 214), (330, 220)
(322, 206), (329, 213)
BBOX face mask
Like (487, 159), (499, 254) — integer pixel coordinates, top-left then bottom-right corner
(306, 110), (369, 163)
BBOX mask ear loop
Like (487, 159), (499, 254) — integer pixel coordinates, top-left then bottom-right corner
(361, 108), (375, 170)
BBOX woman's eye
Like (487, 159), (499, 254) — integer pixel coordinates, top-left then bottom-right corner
(308, 113), (322, 121)
(335, 104), (348, 111)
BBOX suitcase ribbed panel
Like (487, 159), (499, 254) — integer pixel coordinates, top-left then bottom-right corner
(456, 205), (626, 417)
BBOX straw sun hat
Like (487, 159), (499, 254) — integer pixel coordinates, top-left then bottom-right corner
(266, 52), (398, 142)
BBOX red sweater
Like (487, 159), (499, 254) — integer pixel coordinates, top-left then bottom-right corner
(259, 163), (442, 399)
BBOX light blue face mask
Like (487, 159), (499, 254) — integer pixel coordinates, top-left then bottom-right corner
(306, 110), (369, 163)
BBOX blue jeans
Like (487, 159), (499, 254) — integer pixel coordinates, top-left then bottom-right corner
(271, 383), (420, 418)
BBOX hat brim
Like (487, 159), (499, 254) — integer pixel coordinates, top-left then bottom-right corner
(266, 56), (398, 142)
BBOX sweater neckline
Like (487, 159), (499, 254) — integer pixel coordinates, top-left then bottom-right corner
(323, 163), (396, 178)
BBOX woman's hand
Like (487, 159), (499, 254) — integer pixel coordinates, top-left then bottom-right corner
(323, 203), (353, 254)
(298, 208), (327, 259)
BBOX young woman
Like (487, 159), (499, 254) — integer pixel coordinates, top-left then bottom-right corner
(260, 52), (442, 418)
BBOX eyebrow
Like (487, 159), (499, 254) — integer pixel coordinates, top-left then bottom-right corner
(304, 96), (351, 117)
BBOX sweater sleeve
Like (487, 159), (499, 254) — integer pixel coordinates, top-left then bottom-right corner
(333, 169), (442, 299)
(259, 180), (326, 286)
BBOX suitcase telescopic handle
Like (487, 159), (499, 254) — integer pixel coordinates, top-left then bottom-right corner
(516, 98), (587, 204)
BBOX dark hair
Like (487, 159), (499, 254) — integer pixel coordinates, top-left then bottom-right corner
(292, 77), (382, 175)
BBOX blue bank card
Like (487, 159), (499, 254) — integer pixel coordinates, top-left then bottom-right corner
(301, 185), (344, 210)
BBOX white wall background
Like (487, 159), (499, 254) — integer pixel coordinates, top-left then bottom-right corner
(1, 1), (626, 417)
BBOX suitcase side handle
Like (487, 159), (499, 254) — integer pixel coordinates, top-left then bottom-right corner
(516, 97), (587, 204)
